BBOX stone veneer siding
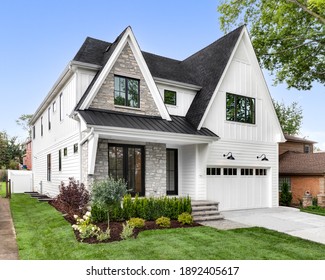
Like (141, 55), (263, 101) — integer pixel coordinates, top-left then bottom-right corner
(91, 139), (167, 197)
(90, 43), (160, 116)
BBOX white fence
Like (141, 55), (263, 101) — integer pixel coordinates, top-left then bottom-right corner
(7, 170), (33, 193)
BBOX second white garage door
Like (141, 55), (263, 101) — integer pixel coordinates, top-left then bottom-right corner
(207, 167), (271, 211)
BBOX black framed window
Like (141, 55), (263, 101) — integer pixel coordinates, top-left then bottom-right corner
(64, 147), (67, 156)
(223, 168), (237, 176)
(58, 150), (62, 171)
(73, 143), (78, 153)
(47, 154), (51, 181)
(41, 117), (43, 136)
(114, 76), (140, 108)
(108, 144), (144, 196)
(48, 107), (51, 130)
(59, 93), (63, 121)
(226, 93), (255, 124)
(207, 167), (221, 175)
(166, 149), (178, 195)
(164, 90), (177, 105)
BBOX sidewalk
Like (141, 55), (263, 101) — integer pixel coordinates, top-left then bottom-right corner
(0, 196), (19, 259)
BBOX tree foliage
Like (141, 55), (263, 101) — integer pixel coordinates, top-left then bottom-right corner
(273, 99), (303, 135)
(0, 131), (23, 169)
(217, 0), (325, 90)
(16, 114), (33, 138)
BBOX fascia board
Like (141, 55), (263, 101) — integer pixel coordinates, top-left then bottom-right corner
(90, 125), (218, 144)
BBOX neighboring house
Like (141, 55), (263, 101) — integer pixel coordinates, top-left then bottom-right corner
(30, 26), (284, 211)
(279, 134), (316, 155)
(279, 134), (325, 205)
(22, 138), (32, 170)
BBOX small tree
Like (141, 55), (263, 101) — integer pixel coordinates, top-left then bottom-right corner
(91, 177), (128, 225)
(279, 182), (292, 206)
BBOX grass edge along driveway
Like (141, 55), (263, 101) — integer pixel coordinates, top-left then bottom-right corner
(10, 193), (325, 260)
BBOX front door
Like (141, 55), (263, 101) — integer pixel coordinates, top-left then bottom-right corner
(166, 149), (178, 195)
(108, 144), (145, 196)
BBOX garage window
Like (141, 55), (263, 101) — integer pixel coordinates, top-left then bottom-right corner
(256, 169), (267, 176)
(241, 168), (253, 176)
(207, 167), (221, 175)
(223, 168), (237, 176)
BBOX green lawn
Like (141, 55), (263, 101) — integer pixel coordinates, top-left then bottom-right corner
(0, 182), (5, 197)
(301, 206), (325, 216)
(10, 193), (325, 260)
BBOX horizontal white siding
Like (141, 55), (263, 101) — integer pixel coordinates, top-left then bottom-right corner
(33, 132), (80, 197)
(180, 145), (197, 198)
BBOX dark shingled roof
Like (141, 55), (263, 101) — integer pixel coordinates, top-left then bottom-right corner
(78, 109), (218, 138)
(279, 151), (325, 175)
(73, 26), (244, 128)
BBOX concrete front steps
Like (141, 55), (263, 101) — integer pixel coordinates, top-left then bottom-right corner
(192, 200), (224, 222)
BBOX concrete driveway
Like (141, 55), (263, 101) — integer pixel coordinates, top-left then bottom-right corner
(221, 206), (325, 245)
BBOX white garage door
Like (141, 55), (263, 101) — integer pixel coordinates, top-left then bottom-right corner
(207, 167), (271, 211)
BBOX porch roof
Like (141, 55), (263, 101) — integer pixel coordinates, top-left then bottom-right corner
(78, 109), (218, 138)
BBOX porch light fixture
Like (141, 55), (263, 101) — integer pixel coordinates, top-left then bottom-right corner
(223, 152), (235, 160)
(257, 154), (269, 161)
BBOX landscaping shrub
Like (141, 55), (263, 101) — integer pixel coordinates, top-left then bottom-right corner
(54, 177), (89, 215)
(121, 195), (192, 221)
(91, 177), (128, 223)
(120, 221), (134, 240)
(178, 212), (193, 225)
(128, 217), (145, 228)
(156, 216), (171, 228)
(279, 182), (292, 206)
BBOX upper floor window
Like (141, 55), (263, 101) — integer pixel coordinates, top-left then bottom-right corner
(41, 117), (43, 136)
(226, 93), (255, 124)
(48, 107), (51, 130)
(59, 93), (64, 121)
(114, 76), (139, 108)
(32, 126), (35, 139)
(164, 90), (177, 106)
(304, 145), (311, 153)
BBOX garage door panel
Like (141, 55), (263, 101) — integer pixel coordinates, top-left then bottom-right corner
(207, 168), (270, 211)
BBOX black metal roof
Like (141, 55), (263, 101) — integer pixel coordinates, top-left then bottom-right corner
(73, 26), (244, 128)
(78, 109), (218, 138)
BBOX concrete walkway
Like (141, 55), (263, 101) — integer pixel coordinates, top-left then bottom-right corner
(0, 196), (19, 259)
(221, 207), (325, 245)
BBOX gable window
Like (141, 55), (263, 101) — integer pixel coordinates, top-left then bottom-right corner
(73, 143), (78, 153)
(53, 101), (56, 112)
(114, 76), (140, 108)
(164, 90), (177, 106)
(48, 107), (51, 130)
(226, 93), (255, 124)
(47, 154), (51, 181)
(304, 145), (311, 153)
(32, 126), (35, 139)
(64, 147), (68, 156)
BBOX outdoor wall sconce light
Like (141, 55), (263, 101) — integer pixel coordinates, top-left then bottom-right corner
(223, 152), (235, 160)
(257, 154), (269, 161)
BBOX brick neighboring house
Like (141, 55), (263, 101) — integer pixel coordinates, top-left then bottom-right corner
(279, 134), (325, 206)
(22, 138), (32, 170)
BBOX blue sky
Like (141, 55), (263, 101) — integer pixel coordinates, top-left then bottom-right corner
(1, 0), (324, 149)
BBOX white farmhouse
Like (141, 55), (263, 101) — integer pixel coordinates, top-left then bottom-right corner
(31, 26), (284, 211)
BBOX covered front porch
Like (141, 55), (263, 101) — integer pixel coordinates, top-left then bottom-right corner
(78, 109), (218, 199)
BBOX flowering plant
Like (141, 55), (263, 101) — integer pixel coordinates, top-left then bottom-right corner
(72, 211), (110, 241)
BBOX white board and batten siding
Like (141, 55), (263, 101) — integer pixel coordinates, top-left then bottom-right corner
(200, 33), (282, 211)
(32, 72), (90, 197)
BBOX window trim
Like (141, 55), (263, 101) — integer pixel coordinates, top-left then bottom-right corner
(226, 92), (256, 124)
(114, 75), (140, 108)
(164, 90), (177, 106)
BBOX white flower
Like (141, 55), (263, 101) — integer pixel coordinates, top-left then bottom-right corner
(73, 215), (78, 219)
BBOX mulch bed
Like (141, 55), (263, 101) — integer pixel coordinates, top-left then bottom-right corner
(49, 200), (201, 244)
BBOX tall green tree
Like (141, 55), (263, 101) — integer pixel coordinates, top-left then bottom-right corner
(217, 0), (325, 90)
(273, 100), (303, 135)
(0, 131), (23, 169)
